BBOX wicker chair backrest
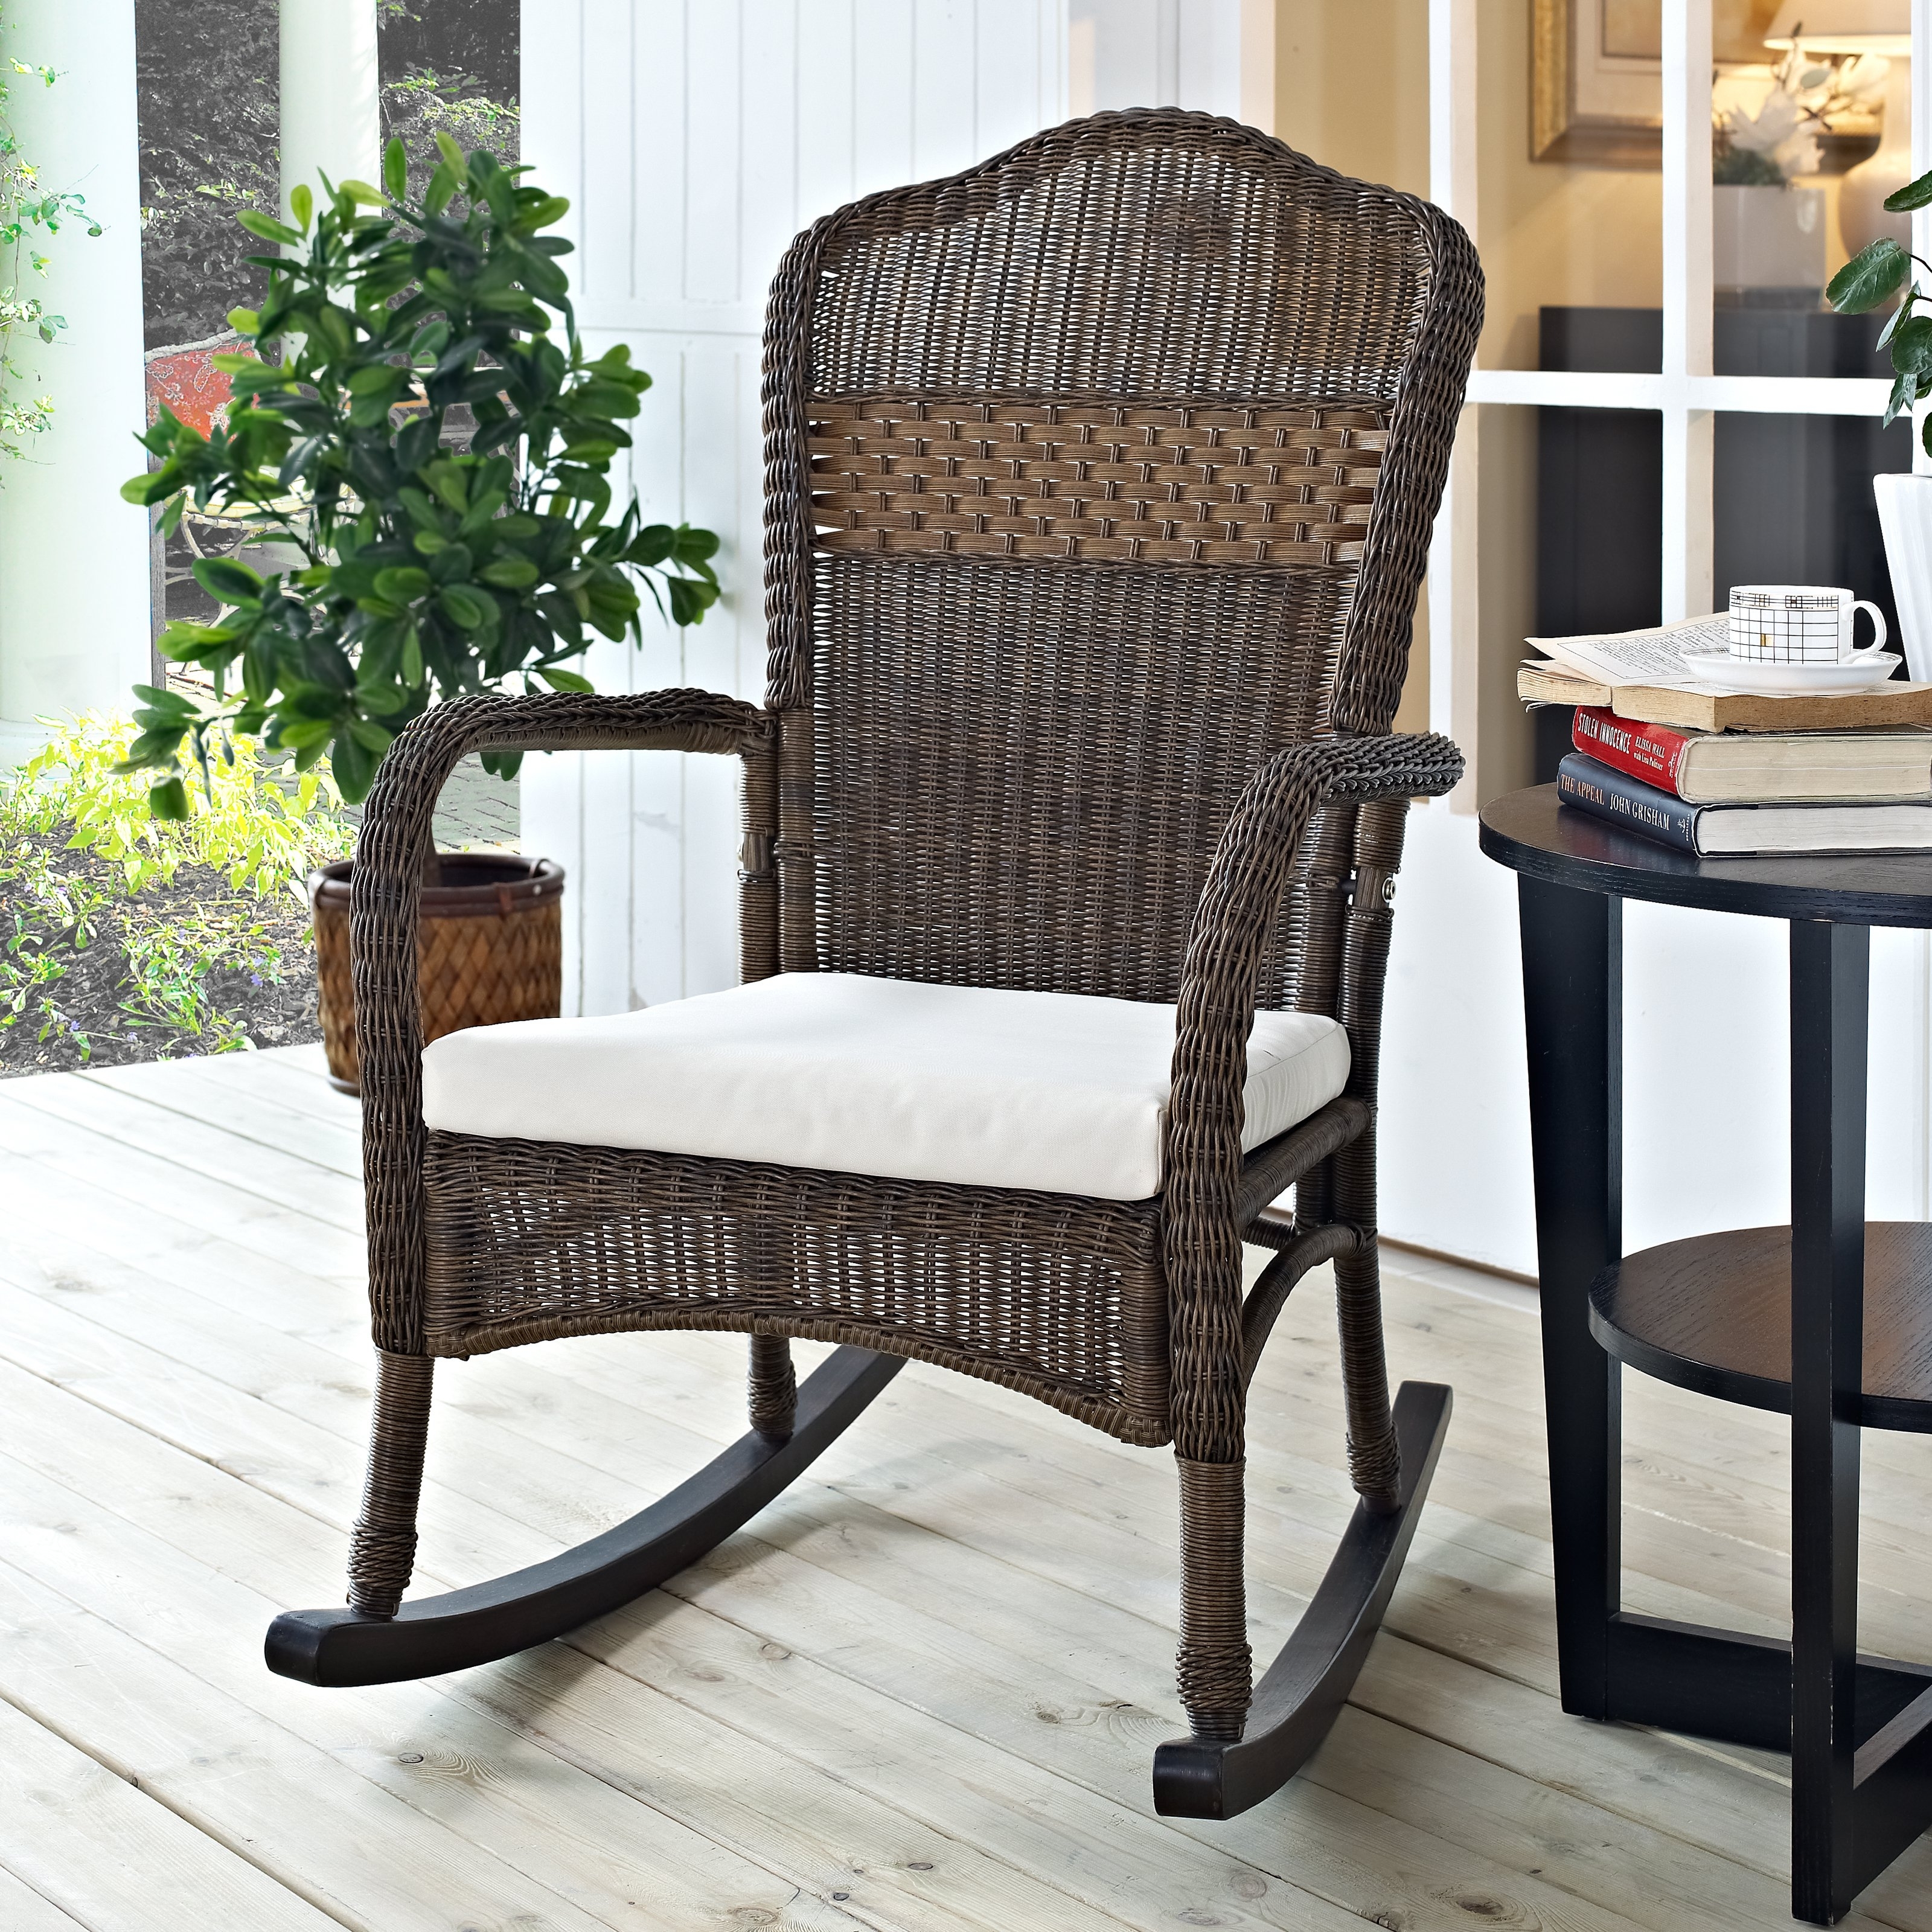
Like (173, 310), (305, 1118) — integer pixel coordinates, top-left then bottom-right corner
(760, 109), (1481, 1005)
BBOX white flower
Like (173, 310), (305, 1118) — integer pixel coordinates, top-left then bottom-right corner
(1724, 88), (1821, 179)
(1836, 53), (1890, 108)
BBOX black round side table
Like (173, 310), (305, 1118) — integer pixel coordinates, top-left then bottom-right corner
(1480, 784), (1932, 1928)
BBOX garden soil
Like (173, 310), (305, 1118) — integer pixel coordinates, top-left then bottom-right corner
(0, 833), (322, 1078)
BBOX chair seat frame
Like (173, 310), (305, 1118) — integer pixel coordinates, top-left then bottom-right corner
(268, 108), (1482, 1826)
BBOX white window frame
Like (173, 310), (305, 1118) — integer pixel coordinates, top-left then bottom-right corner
(1426, 0), (1926, 805)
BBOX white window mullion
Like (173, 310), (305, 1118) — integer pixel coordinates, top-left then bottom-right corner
(1428, 0), (1479, 804)
(1661, 0), (1715, 621)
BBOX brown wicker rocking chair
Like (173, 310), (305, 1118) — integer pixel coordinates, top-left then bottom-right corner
(269, 108), (1482, 1822)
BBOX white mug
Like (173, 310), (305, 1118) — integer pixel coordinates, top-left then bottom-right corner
(1728, 584), (1889, 665)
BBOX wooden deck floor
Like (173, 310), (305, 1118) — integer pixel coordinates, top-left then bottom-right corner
(0, 1045), (1927, 1931)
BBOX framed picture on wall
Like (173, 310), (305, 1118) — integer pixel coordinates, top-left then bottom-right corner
(1532, 1), (1785, 165)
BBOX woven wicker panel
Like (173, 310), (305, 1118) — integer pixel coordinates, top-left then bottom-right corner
(802, 126), (1427, 405)
(315, 894), (562, 1091)
(795, 551), (1352, 1002)
(421, 1130), (1171, 1444)
(809, 398), (1384, 567)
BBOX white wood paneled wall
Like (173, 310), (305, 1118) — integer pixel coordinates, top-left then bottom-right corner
(521, 0), (1255, 1017)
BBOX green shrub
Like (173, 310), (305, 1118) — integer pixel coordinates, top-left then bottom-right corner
(5, 712), (354, 899)
(0, 714), (352, 1061)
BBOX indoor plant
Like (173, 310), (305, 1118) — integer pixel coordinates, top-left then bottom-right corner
(120, 133), (720, 1088)
(1826, 164), (1932, 684)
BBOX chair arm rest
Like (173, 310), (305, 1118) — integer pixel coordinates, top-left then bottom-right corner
(1161, 732), (1461, 1460)
(355, 688), (770, 1355)
(1171, 731), (1460, 1093)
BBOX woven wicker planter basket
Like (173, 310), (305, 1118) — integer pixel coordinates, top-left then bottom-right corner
(311, 852), (565, 1096)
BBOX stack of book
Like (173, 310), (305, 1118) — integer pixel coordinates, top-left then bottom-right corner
(1520, 617), (1932, 857)
(1555, 710), (1932, 856)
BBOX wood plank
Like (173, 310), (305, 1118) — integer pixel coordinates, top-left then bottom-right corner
(8, 1055), (1932, 1929)
(0, 1089), (365, 1279)
(0, 1418), (1034, 1932)
(0, 1693), (337, 1932)
(0, 1364), (1264, 1932)
(0, 1214), (1738, 1932)
(80, 1057), (361, 1180)
(0, 1077), (363, 1230)
(0, 1863), (90, 1932)
(2, 1248), (1897, 1932)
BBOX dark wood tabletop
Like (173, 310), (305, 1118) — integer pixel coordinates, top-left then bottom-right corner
(1479, 782), (1932, 927)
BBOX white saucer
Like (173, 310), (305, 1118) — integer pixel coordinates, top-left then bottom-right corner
(1680, 648), (1902, 695)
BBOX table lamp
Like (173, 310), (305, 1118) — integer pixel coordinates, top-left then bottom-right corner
(1764, 1), (1913, 255)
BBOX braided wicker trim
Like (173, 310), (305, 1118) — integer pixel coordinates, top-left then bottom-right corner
(808, 395), (1384, 567)
(1177, 1456), (1252, 1737)
(347, 1351), (435, 1617)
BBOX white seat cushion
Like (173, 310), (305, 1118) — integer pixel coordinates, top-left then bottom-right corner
(421, 972), (1351, 1202)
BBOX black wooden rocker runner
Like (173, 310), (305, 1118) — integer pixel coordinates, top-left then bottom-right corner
(267, 108), (1483, 1826)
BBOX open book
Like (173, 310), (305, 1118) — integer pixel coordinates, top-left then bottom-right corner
(1525, 615), (1730, 692)
(1520, 615), (1932, 732)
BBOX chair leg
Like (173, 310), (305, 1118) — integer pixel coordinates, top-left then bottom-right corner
(269, 1344), (903, 1686)
(347, 1351), (435, 1618)
(1330, 1137), (1401, 1514)
(748, 1332), (798, 1440)
(1176, 1455), (1253, 1741)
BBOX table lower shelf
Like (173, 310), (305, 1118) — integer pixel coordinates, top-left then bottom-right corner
(1588, 1222), (1932, 1432)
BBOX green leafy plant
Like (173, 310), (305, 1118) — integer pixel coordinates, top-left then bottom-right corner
(6, 713), (354, 897)
(0, 715), (351, 1064)
(1826, 167), (1932, 449)
(0, 21), (101, 458)
(123, 132), (720, 816)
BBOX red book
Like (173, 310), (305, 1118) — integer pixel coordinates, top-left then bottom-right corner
(1570, 706), (1692, 796)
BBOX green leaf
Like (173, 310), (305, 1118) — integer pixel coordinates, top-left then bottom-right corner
(1883, 370), (1919, 429)
(339, 179), (386, 206)
(1827, 238), (1911, 315)
(424, 161), (461, 217)
(290, 183), (313, 232)
(226, 306), (261, 336)
(383, 137), (408, 203)
(539, 666), (593, 692)
(237, 209), (303, 248)
(1886, 167), (1932, 213)
(1893, 315), (1932, 377)
(131, 682), (198, 717)
(148, 778), (190, 821)
(191, 557), (267, 604)
(479, 556), (539, 589)
(434, 130), (465, 170)
(373, 566), (433, 602)
(437, 583), (491, 630)
(120, 467), (180, 507)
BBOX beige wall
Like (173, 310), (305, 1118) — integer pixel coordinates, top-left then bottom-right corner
(1274, 0), (1671, 794)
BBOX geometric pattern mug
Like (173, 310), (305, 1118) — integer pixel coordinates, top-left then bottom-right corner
(1729, 584), (1889, 663)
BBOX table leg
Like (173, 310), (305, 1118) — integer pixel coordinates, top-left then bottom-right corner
(1518, 876), (1622, 1720)
(1788, 919), (1868, 1927)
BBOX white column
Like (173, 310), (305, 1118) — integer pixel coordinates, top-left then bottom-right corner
(1427, 0), (1478, 807)
(1660, 0), (1714, 621)
(279, 0), (380, 219)
(0, 0), (149, 744)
